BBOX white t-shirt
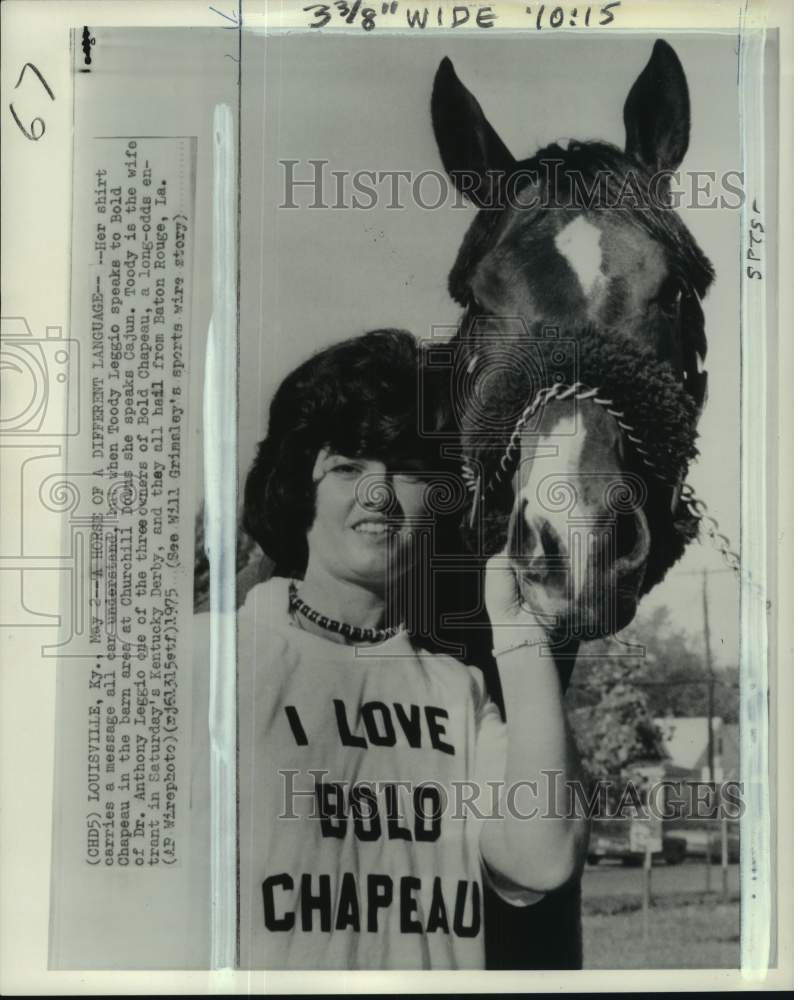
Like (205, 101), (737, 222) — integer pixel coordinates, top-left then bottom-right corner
(235, 577), (541, 970)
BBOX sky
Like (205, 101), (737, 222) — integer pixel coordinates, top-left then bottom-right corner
(238, 29), (747, 667)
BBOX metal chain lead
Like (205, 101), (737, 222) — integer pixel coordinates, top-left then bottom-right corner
(463, 382), (741, 576)
(678, 484), (741, 574)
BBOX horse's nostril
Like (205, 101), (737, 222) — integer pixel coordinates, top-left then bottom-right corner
(615, 511), (637, 560)
(538, 520), (562, 561)
(508, 509), (568, 589)
(508, 504), (539, 566)
(613, 507), (651, 574)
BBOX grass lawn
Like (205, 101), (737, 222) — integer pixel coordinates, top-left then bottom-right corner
(582, 893), (740, 968)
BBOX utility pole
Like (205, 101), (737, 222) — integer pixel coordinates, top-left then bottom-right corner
(702, 569), (715, 783)
(702, 569), (715, 891)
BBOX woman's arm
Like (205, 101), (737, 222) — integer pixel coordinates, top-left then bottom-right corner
(479, 553), (590, 893)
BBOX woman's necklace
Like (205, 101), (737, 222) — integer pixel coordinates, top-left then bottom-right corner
(288, 581), (402, 644)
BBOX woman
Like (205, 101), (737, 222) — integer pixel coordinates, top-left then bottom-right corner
(237, 328), (587, 969)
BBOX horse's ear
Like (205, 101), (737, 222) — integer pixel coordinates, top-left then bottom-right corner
(432, 57), (516, 207)
(623, 39), (690, 173)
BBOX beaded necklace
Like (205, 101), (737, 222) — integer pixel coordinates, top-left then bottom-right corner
(288, 580), (402, 644)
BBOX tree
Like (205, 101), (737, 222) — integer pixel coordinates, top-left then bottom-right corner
(567, 603), (739, 781)
(568, 652), (668, 784)
(598, 605), (739, 722)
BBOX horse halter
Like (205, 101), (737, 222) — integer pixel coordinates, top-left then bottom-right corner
(461, 379), (740, 575)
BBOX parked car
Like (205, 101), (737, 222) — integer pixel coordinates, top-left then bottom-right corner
(586, 820), (739, 865)
(587, 824), (683, 866)
(662, 824), (740, 864)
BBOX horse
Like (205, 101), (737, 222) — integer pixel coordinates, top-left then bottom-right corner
(426, 39), (714, 968)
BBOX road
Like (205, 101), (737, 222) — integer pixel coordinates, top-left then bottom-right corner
(582, 859), (740, 900)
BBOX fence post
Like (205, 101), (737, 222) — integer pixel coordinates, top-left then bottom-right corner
(705, 823), (712, 891)
(721, 815), (729, 903)
(642, 839), (652, 949)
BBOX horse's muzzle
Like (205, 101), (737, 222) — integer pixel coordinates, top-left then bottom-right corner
(508, 501), (651, 639)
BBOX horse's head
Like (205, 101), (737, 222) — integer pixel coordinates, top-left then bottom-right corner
(431, 40), (712, 638)
(432, 39), (714, 411)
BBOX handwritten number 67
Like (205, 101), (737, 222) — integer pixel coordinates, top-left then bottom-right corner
(9, 62), (55, 141)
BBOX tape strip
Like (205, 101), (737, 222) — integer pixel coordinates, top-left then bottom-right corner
(738, 9), (771, 980)
(204, 103), (238, 972)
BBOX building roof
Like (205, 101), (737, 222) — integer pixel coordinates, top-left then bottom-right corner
(655, 716), (723, 770)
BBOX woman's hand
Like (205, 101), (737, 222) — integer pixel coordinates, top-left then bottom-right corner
(485, 548), (544, 655)
(480, 549), (589, 891)
(484, 549), (524, 626)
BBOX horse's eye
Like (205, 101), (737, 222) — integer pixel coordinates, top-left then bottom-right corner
(468, 294), (486, 316)
(657, 277), (685, 317)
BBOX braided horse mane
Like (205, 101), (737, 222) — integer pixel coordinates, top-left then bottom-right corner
(457, 322), (703, 595)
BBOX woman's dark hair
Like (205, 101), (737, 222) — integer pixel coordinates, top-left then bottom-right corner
(243, 328), (444, 577)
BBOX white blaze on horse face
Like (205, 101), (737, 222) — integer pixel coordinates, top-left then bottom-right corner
(517, 410), (586, 529)
(554, 217), (603, 298)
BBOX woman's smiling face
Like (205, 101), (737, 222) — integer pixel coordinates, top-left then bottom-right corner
(305, 447), (431, 591)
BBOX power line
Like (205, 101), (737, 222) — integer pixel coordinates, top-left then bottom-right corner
(665, 566), (737, 577)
